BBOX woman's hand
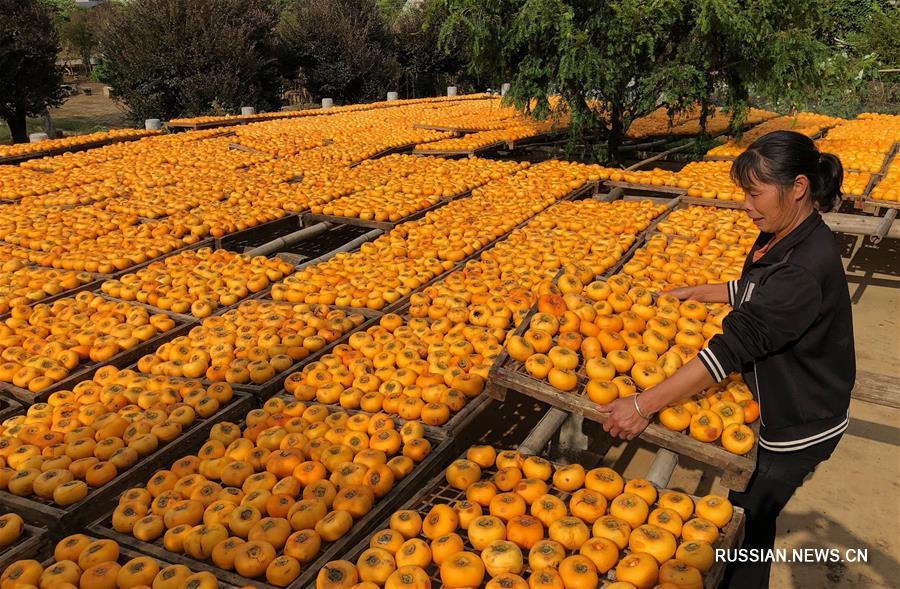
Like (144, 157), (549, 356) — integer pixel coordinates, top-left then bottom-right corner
(659, 286), (695, 301)
(660, 283), (729, 304)
(596, 396), (650, 440)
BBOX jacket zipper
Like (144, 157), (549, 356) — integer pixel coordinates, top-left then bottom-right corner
(754, 361), (766, 427)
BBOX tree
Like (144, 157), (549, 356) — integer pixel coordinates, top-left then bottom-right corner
(681, 1), (854, 128)
(60, 8), (97, 75)
(848, 4), (900, 66)
(391, 2), (470, 97)
(96, 0), (283, 122)
(0, 0), (66, 143)
(278, 0), (401, 103)
(437, 0), (854, 159)
(437, 0), (695, 158)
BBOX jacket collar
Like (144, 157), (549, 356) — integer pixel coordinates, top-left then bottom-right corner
(751, 210), (823, 266)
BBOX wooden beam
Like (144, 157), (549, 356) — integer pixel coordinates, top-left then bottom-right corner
(852, 370), (900, 409)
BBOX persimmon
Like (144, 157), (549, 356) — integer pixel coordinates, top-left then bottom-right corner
(513, 478), (548, 505)
(557, 555), (599, 589)
(421, 504), (458, 539)
(682, 517), (720, 544)
(695, 494), (734, 528)
(585, 467), (624, 500)
(568, 489), (606, 523)
(658, 559), (703, 589)
(395, 538), (432, 569)
(384, 565), (431, 589)
(676, 540), (715, 572)
(615, 552), (659, 589)
(689, 410), (723, 442)
(317, 560), (359, 589)
(592, 515), (631, 550)
(439, 551), (484, 589)
(722, 423), (756, 455)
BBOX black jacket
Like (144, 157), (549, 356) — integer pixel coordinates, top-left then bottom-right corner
(698, 211), (855, 452)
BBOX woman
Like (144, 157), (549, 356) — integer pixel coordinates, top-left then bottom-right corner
(598, 130), (855, 588)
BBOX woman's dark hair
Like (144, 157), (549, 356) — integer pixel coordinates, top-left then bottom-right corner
(730, 130), (843, 212)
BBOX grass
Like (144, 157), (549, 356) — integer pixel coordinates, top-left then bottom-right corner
(0, 118), (121, 143)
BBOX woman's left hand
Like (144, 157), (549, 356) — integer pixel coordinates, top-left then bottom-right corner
(596, 397), (650, 440)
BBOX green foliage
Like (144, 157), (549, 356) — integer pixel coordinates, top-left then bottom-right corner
(438, 0), (857, 160)
(90, 59), (111, 83)
(278, 0), (401, 103)
(391, 3), (470, 97)
(0, 0), (66, 143)
(96, 0), (284, 122)
(60, 8), (97, 73)
(848, 5), (900, 66)
(376, 0), (408, 22)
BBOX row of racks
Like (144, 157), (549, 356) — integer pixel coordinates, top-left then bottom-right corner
(11, 168), (894, 586)
(0, 179), (757, 589)
(0, 182), (614, 571)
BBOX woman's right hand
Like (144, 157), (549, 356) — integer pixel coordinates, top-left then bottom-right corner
(659, 286), (695, 301)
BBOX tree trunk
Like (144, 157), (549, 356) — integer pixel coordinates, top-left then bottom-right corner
(608, 102), (624, 163)
(82, 51), (93, 75)
(4, 113), (28, 144)
(698, 83), (714, 141)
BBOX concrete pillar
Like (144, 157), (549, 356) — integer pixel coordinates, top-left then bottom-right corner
(240, 106), (256, 116)
(447, 86), (458, 97)
(501, 83), (511, 96)
(558, 413), (589, 453)
(321, 98), (334, 109)
(41, 111), (56, 139)
(144, 119), (161, 131)
(29, 133), (49, 143)
(387, 92), (398, 101)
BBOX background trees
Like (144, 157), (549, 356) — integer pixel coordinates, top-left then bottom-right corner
(277, 0), (401, 103)
(95, 0), (283, 122)
(0, 0), (66, 143)
(7, 0), (895, 149)
(436, 0), (865, 158)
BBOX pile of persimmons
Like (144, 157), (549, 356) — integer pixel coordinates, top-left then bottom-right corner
(284, 313), (493, 427)
(100, 248), (295, 318)
(318, 445), (735, 589)
(0, 292), (179, 393)
(405, 199), (666, 330)
(1, 534), (228, 588)
(272, 161), (599, 311)
(0, 369), (233, 506)
(135, 301), (366, 384)
(107, 396), (433, 587)
(312, 157), (520, 222)
(507, 271), (757, 454)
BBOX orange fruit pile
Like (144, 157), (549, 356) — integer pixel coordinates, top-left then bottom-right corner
(283, 313), (495, 427)
(0, 292), (178, 392)
(0, 129), (159, 159)
(320, 446), (736, 589)
(135, 301), (366, 384)
(2, 534), (226, 588)
(101, 249), (294, 318)
(109, 397), (431, 586)
(0, 369), (232, 505)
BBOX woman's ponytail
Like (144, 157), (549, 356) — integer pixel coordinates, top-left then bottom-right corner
(731, 130), (846, 213)
(813, 152), (843, 213)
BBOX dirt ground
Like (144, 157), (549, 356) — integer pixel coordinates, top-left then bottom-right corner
(48, 81), (130, 129)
